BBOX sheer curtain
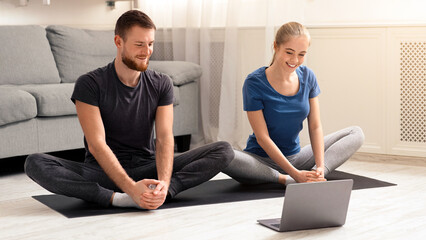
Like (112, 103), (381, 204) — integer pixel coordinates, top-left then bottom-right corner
(138, 0), (304, 149)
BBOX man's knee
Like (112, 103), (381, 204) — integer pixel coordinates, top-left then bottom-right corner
(24, 153), (47, 178)
(212, 141), (235, 164)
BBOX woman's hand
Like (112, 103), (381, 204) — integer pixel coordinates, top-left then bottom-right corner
(293, 170), (326, 183)
(314, 167), (325, 179)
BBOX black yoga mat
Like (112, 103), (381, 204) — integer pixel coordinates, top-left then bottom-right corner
(32, 170), (396, 218)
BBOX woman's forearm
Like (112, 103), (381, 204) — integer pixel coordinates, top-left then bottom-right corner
(309, 125), (324, 169)
(257, 136), (299, 177)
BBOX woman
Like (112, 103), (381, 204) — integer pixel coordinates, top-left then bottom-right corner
(223, 22), (364, 185)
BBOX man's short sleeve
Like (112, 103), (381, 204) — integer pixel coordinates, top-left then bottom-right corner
(158, 74), (174, 106)
(71, 75), (100, 106)
(243, 76), (264, 111)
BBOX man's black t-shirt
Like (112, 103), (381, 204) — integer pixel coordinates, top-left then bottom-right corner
(71, 60), (174, 163)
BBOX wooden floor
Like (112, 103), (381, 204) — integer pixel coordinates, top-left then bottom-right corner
(0, 152), (425, 240)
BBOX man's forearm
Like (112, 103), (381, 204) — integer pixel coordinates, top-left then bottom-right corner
(155, 136), (174, 185)
(89, 143), (135, 193)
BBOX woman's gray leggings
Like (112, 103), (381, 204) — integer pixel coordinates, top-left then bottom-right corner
(223, 126), (365, 184)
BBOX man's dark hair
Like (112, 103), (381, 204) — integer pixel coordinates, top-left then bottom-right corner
(115, 10), (156, 40)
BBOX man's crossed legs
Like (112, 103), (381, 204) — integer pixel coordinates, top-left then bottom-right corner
(25, 141), (234, 208)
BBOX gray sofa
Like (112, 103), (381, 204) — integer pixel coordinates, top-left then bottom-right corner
(0, 25), (200, 159)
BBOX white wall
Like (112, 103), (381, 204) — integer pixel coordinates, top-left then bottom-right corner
(0, 0), (131, 28)
(303, 0), (426, 26)
(2, 0), (425, 28)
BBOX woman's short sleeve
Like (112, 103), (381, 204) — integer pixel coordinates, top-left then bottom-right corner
(243, 76), (264, 111)
(308, 69), (321, 98)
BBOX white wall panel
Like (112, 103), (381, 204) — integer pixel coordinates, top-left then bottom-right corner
(387, 27), (426, 157)
(302, 28), (387, 153)
(300, 26), (426, 157)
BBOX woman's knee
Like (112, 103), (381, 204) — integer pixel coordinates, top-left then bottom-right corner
(350, 126), (365, 149)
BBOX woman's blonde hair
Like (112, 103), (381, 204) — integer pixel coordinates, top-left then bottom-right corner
(270, 22), (310, 66)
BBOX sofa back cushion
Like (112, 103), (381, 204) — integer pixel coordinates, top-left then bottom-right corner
(46, 25), (116, 83)
(148, 61), (202, 86)
(0, 25), (61, 85)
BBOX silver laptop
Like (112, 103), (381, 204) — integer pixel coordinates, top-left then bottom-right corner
(257, 179), (353, 232)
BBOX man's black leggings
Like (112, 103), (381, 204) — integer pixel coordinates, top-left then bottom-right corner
(25, 141), (234, 207)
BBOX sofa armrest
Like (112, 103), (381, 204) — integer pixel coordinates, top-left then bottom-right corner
(148, 61), (202, 86)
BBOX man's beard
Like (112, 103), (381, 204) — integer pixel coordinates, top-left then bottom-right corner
(121, 53), (149, 72)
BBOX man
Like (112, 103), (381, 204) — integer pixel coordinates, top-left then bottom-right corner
(25, 10), (234, 210)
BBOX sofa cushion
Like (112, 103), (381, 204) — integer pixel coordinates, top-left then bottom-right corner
(0, 88), (37, 126)
(173, 86), (180, 106)
(149, 61), (202, 86)
(17, 84), (76, 117)
(46, 25), (116, 83)
(0, 25), (61, 85)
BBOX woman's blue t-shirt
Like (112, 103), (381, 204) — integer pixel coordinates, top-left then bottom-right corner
(243, 65), (321, 157)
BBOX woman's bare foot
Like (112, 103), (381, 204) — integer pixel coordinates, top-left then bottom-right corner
(278, 174), (287, 185)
